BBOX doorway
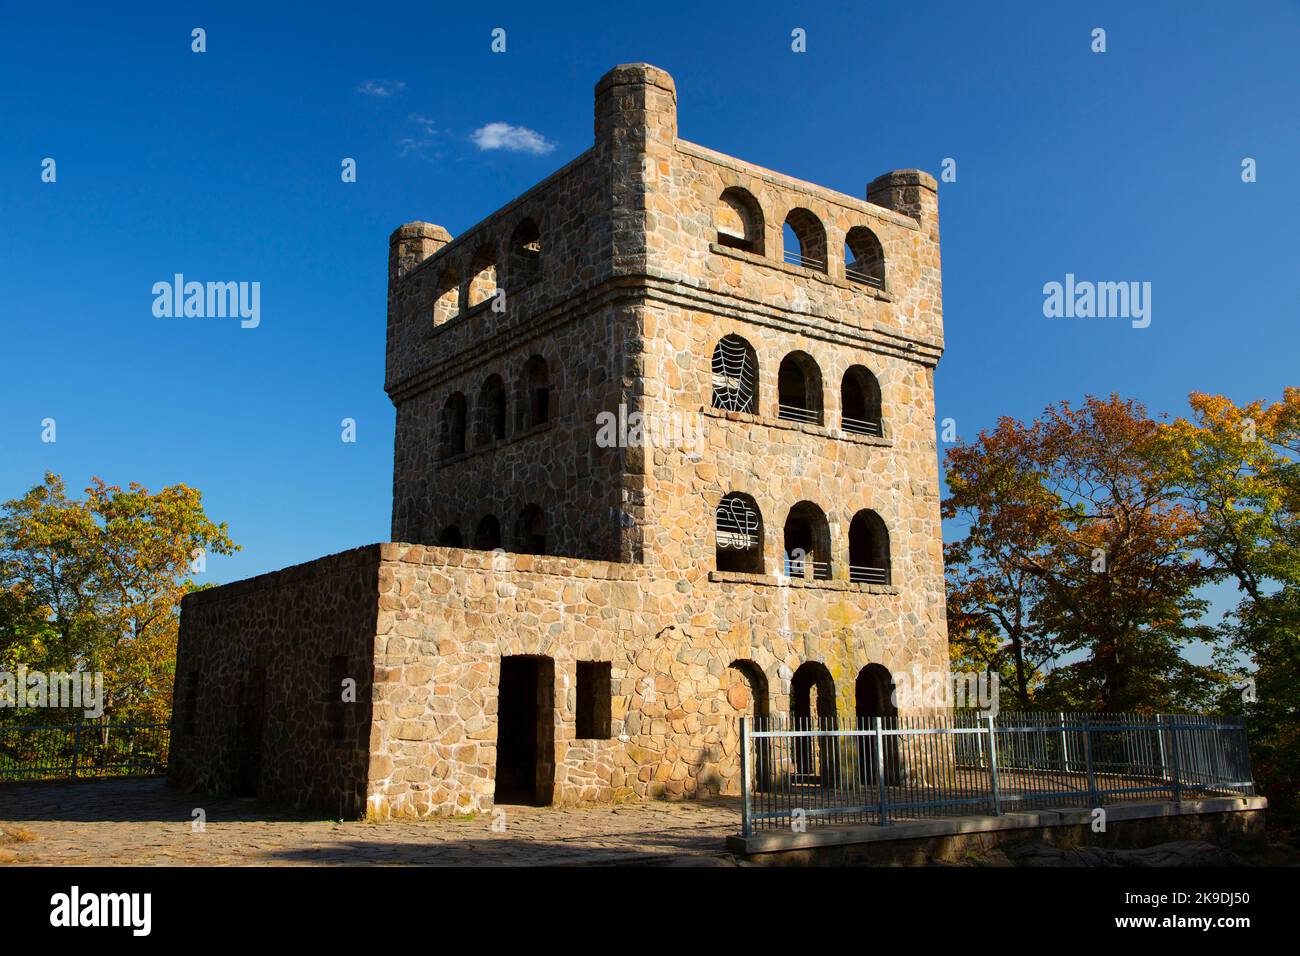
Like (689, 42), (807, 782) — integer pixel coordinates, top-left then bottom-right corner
(234, 665), (266, 797)
(494, 655), (555, 805)
(856, 663), (900, 784)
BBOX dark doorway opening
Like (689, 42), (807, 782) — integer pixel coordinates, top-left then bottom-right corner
(856, 663), (901, 785)
(234, 665), (266, 797)
(790, 661), (837, 784)
(494, 655), (555, 805)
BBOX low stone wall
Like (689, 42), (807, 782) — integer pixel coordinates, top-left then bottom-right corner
(171, 540), (948, 820)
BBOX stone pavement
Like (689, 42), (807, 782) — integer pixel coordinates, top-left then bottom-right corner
(0, 777), (742, 866)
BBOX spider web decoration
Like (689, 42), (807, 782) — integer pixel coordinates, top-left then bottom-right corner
(711, 337), (755, 413)
(716, 496), (760, 550)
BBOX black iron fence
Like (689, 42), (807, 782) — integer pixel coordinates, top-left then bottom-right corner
(740, 711), (1254, 835)
(0, 722), (170, 781)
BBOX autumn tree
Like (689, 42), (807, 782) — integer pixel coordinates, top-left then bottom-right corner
(1158, 388), (1300, 823)
(0, 473), (237, 724)
(943, 395), (1224, 713)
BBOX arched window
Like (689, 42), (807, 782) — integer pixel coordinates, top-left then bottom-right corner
(848, 510), (891, 584)
(715, 492), (763, 574)
(440, 392), (468, 458)
(844, 226), (885, 289)
(474, 515), (502, 550)
(790, 661), (837, 782)
(432, 267), (459, 327)
(777, 351), (823, 425)
(516, 504), (546, 555)
(710, 334), (758, 413)
(518, 355), (551, 430)
(841, 366), (883, 436)
(783, 501), (832, 580)
(716, 187), (764, 254)
(509, 218), (542, 286)
(466, 244), (497, 309)
(438, 525), (463, 547)
(475, 374), (508, 446)
(782, 208), (827, 272)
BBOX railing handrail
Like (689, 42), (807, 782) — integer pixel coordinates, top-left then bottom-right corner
(738, 711), (1254, 834)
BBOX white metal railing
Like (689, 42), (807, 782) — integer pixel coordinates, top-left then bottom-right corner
(845, 265), (885, 289)
(848, 564), (889, 584)
(783, 555), (831, 581)
(842, 415), (883, 437)
(739, 712), (1255, 835)
(777, 404), (821, 425)
(783, 250), (826, 271)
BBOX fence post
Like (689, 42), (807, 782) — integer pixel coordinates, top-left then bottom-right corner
(1155, 713), (1167, 779)
(1169, 716), (1182, 802)
(986, 714), (1001, 816)
(1083, 715), (1098, 807)
(873, 716), (889, 826)
(69, 720), (83, 780)
(740, 716), (752, 838)
(1059, 711), (1070, 773)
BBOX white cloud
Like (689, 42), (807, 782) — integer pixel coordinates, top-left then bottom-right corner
(356, 79), (406, 97)
(471, 122), (555, 156)
(399, 114), (439, 158)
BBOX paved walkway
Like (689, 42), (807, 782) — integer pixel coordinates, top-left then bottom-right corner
(0, 777), (742, 866)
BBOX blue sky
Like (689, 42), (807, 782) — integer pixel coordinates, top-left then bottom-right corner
(1, 1), (1296, 655)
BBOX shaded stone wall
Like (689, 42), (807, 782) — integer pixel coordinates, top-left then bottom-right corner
(168, 547), (379, 818)
(385, 144), (640, 561)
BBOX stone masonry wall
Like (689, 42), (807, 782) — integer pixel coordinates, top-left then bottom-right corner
(368, 543), (948, 819)
(169, 547), (379, 818)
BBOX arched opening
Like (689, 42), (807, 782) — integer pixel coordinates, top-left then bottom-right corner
(475, 374), (508, 446)
(432, 267), (459, 327)
(716, 187), (764, 254)
(474, 514), (502, 550)
(782, 208), (827, 272)
(856, 664), (900, 784)
(715, 492), (763, 574)
(466, 244), (497, 309)
(841, 365), (883, 437)
(790, 661), (837, 782)
(440, 392), (468, 458)
(849, 510), (891, 584)
(727, 659), (770, 790)
(438, 525), (463, 547)
(518, 355), (552, 430)
(516, 504), (546, 555)
(710, 334), (758, 414)
(844, 226), (885, 289)
(777, 351), (823, 425)
(782, 501), (832, 580)
(509, 218), (542, 286)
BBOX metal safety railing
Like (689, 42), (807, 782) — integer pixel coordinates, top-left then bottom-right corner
(782, 555), (832, 581)
(847, 564), (890, 584)
(0, 722), (170, 781)
(783, 249), (827, 271)
(841, 415), (883, 437)
(739, 711), (1254, 835)
(845, 265), (885, 289)
(777, 404), (822, 425)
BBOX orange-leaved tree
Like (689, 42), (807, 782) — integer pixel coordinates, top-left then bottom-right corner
(0, 473), (238, 724)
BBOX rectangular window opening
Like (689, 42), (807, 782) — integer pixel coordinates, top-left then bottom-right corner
(575, 661), (612, 739)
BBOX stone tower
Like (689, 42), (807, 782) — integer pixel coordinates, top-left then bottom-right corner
(171, 64), (949, 818)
